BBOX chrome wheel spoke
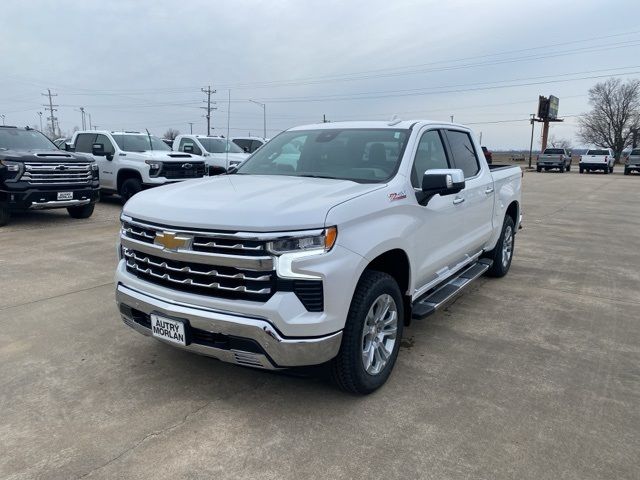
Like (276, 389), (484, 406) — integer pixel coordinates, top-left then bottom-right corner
(360, 293), (398, 375)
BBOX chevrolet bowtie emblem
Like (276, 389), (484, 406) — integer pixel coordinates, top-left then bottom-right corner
(154, 231), (192, 251)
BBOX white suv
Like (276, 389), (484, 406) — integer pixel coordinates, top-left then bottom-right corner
(70, 131), (206, 202)
(173, 135), (249, 175)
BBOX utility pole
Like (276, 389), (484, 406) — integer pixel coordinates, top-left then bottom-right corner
(450, 115), (454, 123)
(0, 114), (5, 126)
(323, 114), (328, 123)
(249, 100), (266, 139)
(88, 113), (93, 130)
(41, 89), (59, 137)
(37, 112), (43, 131)
(479, 131), (483, 145)
(79, 107), (86, 130)
(528, 114), (536, 169)
(188, 122), (194, 134)
(201, 85), (217, 135)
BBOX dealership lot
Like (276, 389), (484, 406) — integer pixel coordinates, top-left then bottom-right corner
(1, 172), (639, 479)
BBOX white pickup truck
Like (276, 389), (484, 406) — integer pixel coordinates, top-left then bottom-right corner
(172, 134), (249, 175)
(115, 120), (522, 393)
(69, 130), (207, 202)
(579, 148), (615, 174)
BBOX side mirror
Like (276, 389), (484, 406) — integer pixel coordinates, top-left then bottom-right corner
(420, 169), (465, 203)
(92, 143), (105, 156)
(183, 144), (194, 154)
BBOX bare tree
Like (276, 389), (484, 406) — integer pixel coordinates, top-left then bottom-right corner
(548, 135), (572, 150)
(578, 78), (640, 161)
(163, 128), (180, 141)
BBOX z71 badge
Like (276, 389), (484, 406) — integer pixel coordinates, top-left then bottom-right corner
(388, 191), (407, 201)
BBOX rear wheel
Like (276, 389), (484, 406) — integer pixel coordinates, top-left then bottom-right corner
(485, 216), (515, 278)
(0, 202), (10, 227)
(536, 166), (542, 172)
(67, 203), (95, 219)
(119, 178), (143, 204)
(579, 166), (584, 173)
(331, 270), (404, 394)
(624, 168), (630, 175)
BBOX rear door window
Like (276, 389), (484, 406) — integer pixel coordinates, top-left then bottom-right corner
(444, 130), (480, 178)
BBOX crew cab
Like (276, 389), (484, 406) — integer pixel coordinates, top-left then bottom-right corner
(68, 130), (206, 202)
(0, 126), (99, 226)
(579, 148), (615, 174)
(115, 120), (522, 394)
(173, 134), (249, 175)
(537, 148), (572, 172)
(624, 148), (640, 175)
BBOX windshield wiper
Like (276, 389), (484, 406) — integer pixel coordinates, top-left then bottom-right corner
(297, 174), (339, 180)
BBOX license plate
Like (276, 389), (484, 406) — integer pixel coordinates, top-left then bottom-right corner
(150, 314), (187, 346)
(57, 192), (73, 200)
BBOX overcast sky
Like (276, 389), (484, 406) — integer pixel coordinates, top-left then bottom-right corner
(1, 0), (639, 149)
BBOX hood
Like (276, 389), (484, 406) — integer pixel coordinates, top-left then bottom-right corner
(123, 174), (384, 231)
(0, 149), (93, 163)
(124, 150), (198, 162)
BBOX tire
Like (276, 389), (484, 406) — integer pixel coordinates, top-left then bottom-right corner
(331, 270), (404, 394)
(566, 163), (571, 172)
(610, 165), (614, 173)
(602, 167), (608, 174)
(624, 168), (630, 176)
(536, 166), (542, 173)
(0, 202), (10, 227)
(485, 215), (515, 278)
(579, 166), (584, 174)
(67, 203), (95, 219)
(119, 178), (143, 204)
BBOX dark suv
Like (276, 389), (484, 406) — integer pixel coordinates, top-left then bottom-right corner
(0, 126), (100, 226)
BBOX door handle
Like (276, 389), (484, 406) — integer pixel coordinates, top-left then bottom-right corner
(453, 197), (465, 205)
(484, 187), (494, 194)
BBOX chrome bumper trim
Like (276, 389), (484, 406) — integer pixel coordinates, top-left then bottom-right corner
(116, 284), (342, 368)
(120, 236), (274, 271)
(29, 199), (91, 210)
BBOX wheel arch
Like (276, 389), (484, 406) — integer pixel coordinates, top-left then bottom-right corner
(362, 248), (412, 326)
(117, 169), (142, 191)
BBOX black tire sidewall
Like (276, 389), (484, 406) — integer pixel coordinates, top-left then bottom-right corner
(120, 179), (142, 203)
(334, 271), (404, 394)
(486, 216), (515, 278)
(0, 202), (9, 227)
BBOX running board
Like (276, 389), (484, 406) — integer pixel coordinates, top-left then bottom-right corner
(411, 259), (492, 320)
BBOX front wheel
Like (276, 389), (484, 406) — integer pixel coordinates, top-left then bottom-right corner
(624, 168), (630, 175)
(331, 271), (404, 394)
(485, 216), (515, 278)
(536, 166), (542, 173)
(579, 166), (584, 173)
(67, 203), (95, 219)
(119, 178), (143, 204)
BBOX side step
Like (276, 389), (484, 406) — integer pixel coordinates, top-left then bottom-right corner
(411, 259), (492, 320)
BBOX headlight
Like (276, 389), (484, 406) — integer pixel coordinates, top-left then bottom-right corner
(91, 162), (99, 171)
(267, 227), (337, 255)
(145, 160), (162, 176)
(1, 159), (21, 172)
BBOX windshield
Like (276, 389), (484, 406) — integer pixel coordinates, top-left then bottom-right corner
(111, 134), (170, 152)
(236, 128), (410, 183)
(198, 137), (244, 154)
(544, 148), (564, 154)
(630, 149), (640, 155)
(0, 128), (56, 151)
(586, 149), (609, 155)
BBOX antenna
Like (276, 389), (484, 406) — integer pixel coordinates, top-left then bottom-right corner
(145, 128), (153, 151)
(225, 90), (231, 172)
(388, 114), (401, 126)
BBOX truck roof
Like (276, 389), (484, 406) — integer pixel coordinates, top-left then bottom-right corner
(287, 120), (469, 131)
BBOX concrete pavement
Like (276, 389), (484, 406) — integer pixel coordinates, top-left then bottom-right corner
(1, 172), (639, 479)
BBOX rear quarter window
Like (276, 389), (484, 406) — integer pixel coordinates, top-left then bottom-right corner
(445, 130), (480, 178)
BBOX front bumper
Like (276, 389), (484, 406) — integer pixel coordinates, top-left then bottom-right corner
(116, 283), (343, 369)
(1, 186), (99, 211)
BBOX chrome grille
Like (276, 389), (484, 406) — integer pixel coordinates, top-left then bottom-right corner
(21, 162), (93, 185)
(123, 247), (274, 301)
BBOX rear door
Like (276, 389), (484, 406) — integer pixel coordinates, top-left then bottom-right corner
(443, 129), (495, 256)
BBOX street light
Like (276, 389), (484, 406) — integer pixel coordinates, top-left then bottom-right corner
(249, 100), (266, 139)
